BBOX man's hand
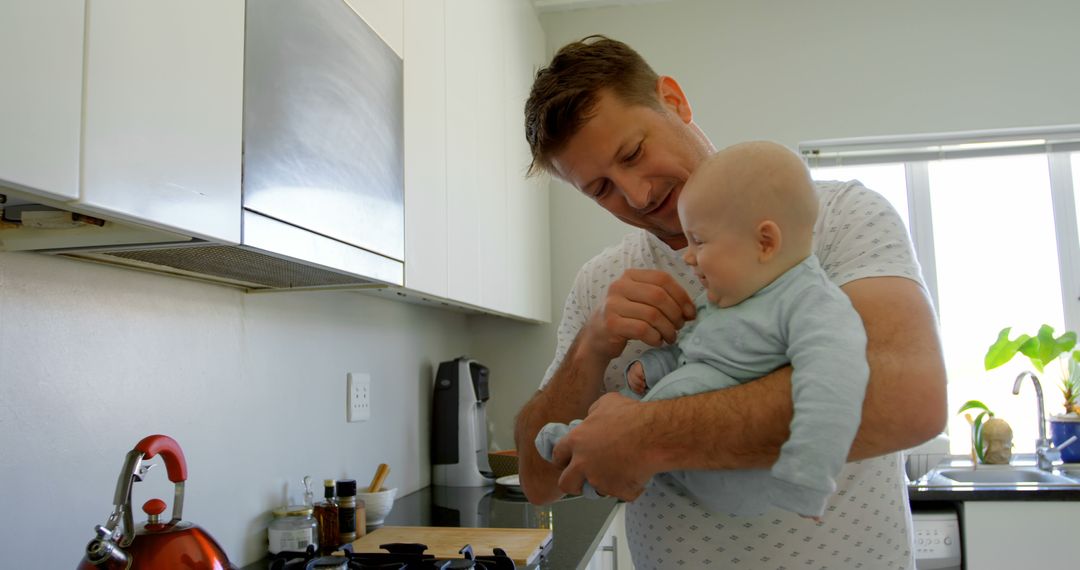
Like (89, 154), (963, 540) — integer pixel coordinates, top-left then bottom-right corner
(515, 268), (694, 505)
(580, 269), (696, 359)
(550, 392), (659, 500)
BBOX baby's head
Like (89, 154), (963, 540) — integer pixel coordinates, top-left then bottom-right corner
(677, 141), (818, 307)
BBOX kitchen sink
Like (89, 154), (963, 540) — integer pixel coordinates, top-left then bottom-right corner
(923, 465), (1080, 486)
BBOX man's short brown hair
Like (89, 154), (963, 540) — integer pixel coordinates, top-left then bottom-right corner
(524, 35), (661, 176)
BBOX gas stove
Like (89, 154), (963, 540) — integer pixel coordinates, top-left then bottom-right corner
(268, 543), (517, 570)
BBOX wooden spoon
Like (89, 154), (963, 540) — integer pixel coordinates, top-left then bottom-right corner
(368, 463), (390, 493)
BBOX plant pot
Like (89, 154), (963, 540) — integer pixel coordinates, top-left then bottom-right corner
(1049, 413), (1080, 463)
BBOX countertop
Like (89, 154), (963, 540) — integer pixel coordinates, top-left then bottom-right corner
(242, 485), (620, 569)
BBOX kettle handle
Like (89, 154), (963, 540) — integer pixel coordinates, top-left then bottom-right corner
(134, 434), (188, 483)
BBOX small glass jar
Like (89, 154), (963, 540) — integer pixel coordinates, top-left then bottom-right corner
(268, 505), (318, 554)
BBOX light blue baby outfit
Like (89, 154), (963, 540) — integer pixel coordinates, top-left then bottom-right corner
(536, 254), (869, 517)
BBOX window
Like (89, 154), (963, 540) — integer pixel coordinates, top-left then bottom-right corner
(801, 126), (1080, 455)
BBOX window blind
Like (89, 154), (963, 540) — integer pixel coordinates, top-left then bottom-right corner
(799, 124), (1080, 167)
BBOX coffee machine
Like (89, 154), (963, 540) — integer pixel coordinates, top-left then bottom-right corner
(431, 357), (496, 487)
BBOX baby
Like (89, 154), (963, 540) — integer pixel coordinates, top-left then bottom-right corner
(538, 141), (869, 520)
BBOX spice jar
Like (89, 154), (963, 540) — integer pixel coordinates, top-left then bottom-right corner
(336, 479), (358, 545)
(268, 505), (318, 554)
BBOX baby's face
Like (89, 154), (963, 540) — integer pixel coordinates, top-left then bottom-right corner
(678, 185), (762, 308)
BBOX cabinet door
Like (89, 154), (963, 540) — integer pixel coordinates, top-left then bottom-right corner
(474, 0), (510, 315)
(403, 0), (448, 298)
(81, 0), (243, 243)
(963, 501), (1074, 568)
(0, 0), (84, 201)
(502, 0), (550, 322)
(589, 504), (633, 570)
(444, 0), (483, 307)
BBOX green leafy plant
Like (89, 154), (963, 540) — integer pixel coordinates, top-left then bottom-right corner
(957, 400), (995, 462)
(984, 324), (1080, 416)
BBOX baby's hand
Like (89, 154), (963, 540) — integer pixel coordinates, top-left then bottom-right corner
(627, 361), (647, 395)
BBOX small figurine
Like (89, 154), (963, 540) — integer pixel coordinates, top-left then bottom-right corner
(981, 417), (1014, 464)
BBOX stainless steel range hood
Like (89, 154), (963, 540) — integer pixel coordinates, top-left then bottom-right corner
(0, 0), (404, 291)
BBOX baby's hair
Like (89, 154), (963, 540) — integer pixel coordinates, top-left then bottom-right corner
(690, 141), (818, 242)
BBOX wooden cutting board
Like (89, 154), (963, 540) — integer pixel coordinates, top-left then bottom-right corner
(351, 526), (553, 566)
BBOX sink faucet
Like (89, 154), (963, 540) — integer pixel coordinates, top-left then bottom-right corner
(1012, 371), (1078, 471)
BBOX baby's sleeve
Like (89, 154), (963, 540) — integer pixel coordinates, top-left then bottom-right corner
(630, 344), (683, 389)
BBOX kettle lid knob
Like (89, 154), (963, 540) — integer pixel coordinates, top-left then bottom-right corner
(143, 498), (167, 524)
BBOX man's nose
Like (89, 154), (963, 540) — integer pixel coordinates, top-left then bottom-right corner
(613, 172), (652, 210)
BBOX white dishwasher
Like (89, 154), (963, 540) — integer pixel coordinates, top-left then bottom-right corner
(912, 508), (962, 570)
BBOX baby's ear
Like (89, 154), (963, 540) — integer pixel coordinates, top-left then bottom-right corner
(757, 220), (781, 261)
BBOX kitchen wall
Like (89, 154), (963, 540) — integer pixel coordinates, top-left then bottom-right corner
(473, 0), (1080, 444)
(5, 1), (1080, 566)
(0, 251), (472, 566)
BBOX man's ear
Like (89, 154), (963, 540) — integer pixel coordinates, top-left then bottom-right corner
(657, 76), (693, 123)
(757, 221), (781, 262)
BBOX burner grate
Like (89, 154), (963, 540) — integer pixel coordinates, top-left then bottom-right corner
(268, 542), (517, 570)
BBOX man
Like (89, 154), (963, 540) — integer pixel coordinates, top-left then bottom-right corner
(515, 36), (947, 569)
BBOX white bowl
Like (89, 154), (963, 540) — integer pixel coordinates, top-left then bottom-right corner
(357, 487), (397, 527)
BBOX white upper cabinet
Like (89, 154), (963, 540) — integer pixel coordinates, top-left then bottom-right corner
(403, 0), (449, 299)
(0, 0), (85, 201)
(444, 0), (485, 309)
(404, 0), (549, 322)
(502, 0), (551, 321)
(80, 0), (244, 243)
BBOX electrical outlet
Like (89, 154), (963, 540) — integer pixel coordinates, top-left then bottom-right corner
(347, 372), (371, 422)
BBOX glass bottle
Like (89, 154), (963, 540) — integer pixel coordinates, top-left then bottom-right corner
(336, 479), (358, 545)
(313, 479), (339, 555)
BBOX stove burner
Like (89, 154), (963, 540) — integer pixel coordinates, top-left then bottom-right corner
(268, 542), (517, 570)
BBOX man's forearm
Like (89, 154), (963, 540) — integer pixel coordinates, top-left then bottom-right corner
(642, 368), (794, 472)
(515, 336), (609, 504)
(644, 277), (948, 472)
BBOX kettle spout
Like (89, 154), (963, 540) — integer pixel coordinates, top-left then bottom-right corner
(81, 525), (129, 570)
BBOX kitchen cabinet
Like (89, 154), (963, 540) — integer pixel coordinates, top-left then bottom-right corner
(403, 0), (449, 300)
(80, 0), (243, 243)
(402, 0), (550, 322)
(961, 501), (1075, 567)
(585, 504), (633, 570)
(0, 0), (244, 244)
(0, 0), (85, 201)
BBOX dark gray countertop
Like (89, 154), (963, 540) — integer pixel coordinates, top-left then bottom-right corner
(242, 485), (619, 569)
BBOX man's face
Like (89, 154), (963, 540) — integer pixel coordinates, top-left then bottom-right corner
(549, 88), (711, 250)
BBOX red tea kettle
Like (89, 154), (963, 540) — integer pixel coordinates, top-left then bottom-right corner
(78, 434), (236, 569)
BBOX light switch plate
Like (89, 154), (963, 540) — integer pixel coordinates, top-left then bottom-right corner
(348, 372), (371, 422)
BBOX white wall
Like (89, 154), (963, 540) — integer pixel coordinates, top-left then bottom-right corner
(472, 0), (1080, 441)
(5, 1), (1080, 565)
(0, 251), (470, 567)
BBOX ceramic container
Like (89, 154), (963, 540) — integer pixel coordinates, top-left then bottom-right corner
(1049, 414), (1080, 462)
(356, 488), (397, 527)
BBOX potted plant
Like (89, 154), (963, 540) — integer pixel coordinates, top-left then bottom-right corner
(984, 324), (1080, 462)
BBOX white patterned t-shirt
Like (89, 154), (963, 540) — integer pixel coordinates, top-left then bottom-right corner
(541, 180), (922, 570)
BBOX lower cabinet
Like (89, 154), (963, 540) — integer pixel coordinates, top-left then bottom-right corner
(961, 501), (1076, 568)
(586, 503), (633, 570)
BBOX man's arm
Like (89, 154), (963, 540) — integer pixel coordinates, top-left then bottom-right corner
(515, 269), (696, 504)
(551, 276), (948, 499)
